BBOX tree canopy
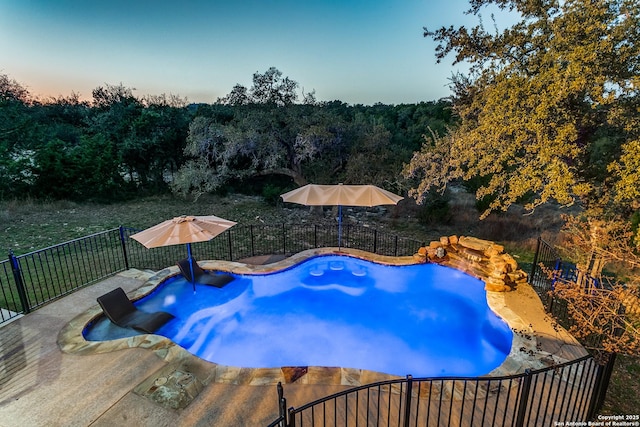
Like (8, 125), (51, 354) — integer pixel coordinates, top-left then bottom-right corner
(171, 68), (452, 197)
(0, 77), (193, 200)
(172, 103), (349, 196)
(0, 70), (452, 202)
(406, 0), (640, 219)
(217, 67), (301, 106)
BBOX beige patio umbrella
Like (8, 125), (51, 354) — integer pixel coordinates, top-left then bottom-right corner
(280, 183), (403, 248)
(130, 215), (237, 290)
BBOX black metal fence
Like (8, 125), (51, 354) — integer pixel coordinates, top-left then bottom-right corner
(529, 237), (640, 355)
(1, 229), (127, 322)
(270, 355), (606, 427)
(529, 237), (608, 298)
(0, 224), (423, 325)
(528, 236), (562, 293)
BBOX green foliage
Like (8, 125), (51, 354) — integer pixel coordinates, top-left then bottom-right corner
(176, 70), (457, 198)
(343, 123), (396, 186)
(409, 0), (640, 218)
(0, 70), (455, 203)
(461, 175), (494, 213)
(416, 191), (452, 226)
(218, 67), (299, 106)
(262, 183), (287, 206)
(31, 134), (132, 201)
(173, 100), (352, 196)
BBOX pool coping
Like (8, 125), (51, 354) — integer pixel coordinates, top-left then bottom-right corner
(57, 247), (588, 387)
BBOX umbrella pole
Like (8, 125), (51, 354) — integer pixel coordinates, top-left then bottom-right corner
(187, 243), (196, 292)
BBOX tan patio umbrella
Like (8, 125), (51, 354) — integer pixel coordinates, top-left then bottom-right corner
(280, 183), (403, 248)
(130, 215), (237, 290)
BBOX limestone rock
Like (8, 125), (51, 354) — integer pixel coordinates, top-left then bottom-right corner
(419, 235), (527, 292)
(457, 236), (493, 252)
(460, 247), (485, 262)
(485, 282), (512, 292)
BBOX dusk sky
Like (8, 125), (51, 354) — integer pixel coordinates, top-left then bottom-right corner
(0, 1), (516, 105)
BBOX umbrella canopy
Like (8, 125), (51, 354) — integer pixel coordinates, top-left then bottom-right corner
(130, 215), (236, 291)
(280, 184), (403, 248)
(280, 184), (403, 207)
(130, 215), (237, 249)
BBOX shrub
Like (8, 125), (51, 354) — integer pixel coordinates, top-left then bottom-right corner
(262, 184), (286, 206)
(416, 192), (452, 225)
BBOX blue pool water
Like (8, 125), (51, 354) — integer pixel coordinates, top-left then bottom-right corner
(85, 255), (513, 377)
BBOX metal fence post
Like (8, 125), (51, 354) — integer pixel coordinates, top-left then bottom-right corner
(277, 382), (288, 427)
(227, 231), (233, 261)
(515, 369), (532, 426)
(314, 224), (318, 248)
(118, 226), (130, 270)
(589, 305), (621, 421)
(552, 258), (561, 290)
(587, 353), (617, 420)
(288, 407), (296, 427)
(250, 225), (255, 257)
(282, 223), (286, 254)
(404, 375), (413, 427)
(373, 229), (378, 254)
(8, 250), (30, 314)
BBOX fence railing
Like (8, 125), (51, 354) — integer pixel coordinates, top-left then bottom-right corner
(529, 236), (562, 293)
(1, 229), (128, 323)
(1, 224), (423, 325)
(270, 355), (608, 427)
(528, 237), (640, 347)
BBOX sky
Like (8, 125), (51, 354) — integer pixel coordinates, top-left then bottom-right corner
(0, 0), (515, 105)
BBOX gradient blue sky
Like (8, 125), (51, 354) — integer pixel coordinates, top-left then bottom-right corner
(0, 0), (514, 105)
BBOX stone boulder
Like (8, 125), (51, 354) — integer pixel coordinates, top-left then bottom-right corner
(413, 235), (528, 292)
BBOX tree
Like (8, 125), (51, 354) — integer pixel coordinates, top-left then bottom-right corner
(219, 84), (250, 106)
(0, 73), (30, 103)
(0, 74), (38, 197)
(249, 67), (298, 106)
(550, 214), (640, 360)
(31, 133), (127, 200)
(405, 0), (640, 356)
(91, 83), (138, 109)
(343, 122), (399, 188)
(120, 100), (191, 191)
(218, 67), (301, 106)
(86, 84), (192, 194)
(406, 0), (640, 218)
(173, 69), (347, 197)
(172, 104), (349, 197)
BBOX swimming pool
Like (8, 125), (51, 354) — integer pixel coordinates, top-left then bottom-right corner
(85, 254), (513, 378)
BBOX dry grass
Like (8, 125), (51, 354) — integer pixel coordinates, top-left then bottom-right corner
(0, 194), (286, 255)
(601, 355), (640, 414)
(385, 188), (574, 263)
(0, 189), (571, 258)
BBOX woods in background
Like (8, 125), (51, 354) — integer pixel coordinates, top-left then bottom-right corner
(0, 69), (451, 202)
